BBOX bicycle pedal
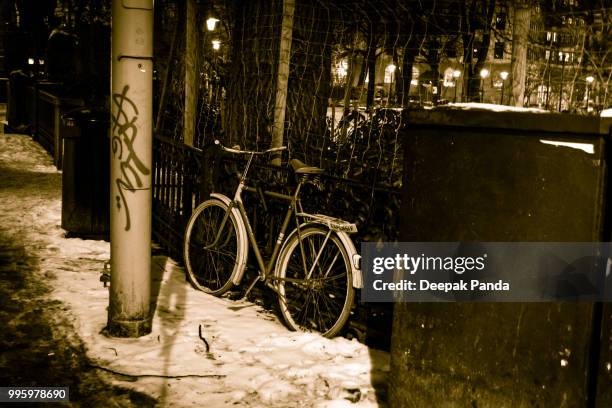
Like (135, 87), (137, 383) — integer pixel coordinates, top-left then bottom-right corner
(227, 290), (243, 301)
(227, 298), (255, 311)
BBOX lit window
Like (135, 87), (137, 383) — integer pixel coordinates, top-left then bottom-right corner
(443, 68), (456, 87)
(384, 64), (396, 83)
(537, 85), (547, 104)
(335, 59), (348, 79)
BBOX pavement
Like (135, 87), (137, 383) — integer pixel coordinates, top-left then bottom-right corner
(0, 130), (389, 407)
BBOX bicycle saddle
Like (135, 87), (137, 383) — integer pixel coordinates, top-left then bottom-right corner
(289, 159), (324, 175)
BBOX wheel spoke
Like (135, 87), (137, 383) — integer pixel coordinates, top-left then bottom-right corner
(278, 228), (353, 337)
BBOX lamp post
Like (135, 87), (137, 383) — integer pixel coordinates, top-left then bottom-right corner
(479, 68), (489, 103)
(500, 71), (509, 105)
(558, 52), (568, 112)
(453, 70), (461, 102)
(586, 75), (594, 113)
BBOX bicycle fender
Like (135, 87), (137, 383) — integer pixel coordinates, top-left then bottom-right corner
(278, 223), (363, 289)
(335, 230), (363, 289)
(209, 193), (249, 285)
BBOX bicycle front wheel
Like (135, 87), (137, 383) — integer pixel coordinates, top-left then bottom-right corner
(275, 226), (354, 338)
(183, 198), (246, 295)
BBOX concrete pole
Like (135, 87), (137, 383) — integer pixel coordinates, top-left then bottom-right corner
(108, 0), (154, 337)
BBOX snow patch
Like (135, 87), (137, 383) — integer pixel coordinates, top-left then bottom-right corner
(0, 133), (390, 407)
(446, 102), (549, 113)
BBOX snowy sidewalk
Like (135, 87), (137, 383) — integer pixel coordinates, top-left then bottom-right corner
(0, 133), (389, 407)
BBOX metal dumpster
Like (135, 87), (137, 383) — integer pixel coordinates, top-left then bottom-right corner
(60, 107), (110, 238)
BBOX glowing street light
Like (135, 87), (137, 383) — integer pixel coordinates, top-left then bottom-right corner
(206, 17), (219, 31)
(586, 75), (595, 112)
(212, 40), (221, 50)
(479, 68), (489, 102)
(452, 70), (461, 102)
(500, 71), (509, 105)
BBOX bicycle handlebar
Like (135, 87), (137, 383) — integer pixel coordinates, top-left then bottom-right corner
(214, 140), (287, 155)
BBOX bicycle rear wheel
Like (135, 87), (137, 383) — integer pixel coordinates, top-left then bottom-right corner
(183, 198), (246, 295)
(275, 226), (354, 338)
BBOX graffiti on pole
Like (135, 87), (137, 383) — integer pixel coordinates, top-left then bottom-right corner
(111, 84), (151, 231)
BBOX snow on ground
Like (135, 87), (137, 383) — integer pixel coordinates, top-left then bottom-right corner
(0, 133), (389, 407)
(445, 102), (549, 113)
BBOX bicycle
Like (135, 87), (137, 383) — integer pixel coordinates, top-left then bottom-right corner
(183, 140), (362, 337)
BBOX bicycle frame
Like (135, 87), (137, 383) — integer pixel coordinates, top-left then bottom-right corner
(206, 152), (308, 283)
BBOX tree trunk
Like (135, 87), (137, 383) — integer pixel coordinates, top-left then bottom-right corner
(154, 10), (180, 134)
(225, 1), (278, 149)
(184, 0), (199, 146)
(398, 51), (414, 107)
(366, 42), (377, 109)
(342, 31), (358, 116)
(270, 0), (295, 165)
(365, 27), (378, 109)
(511, 1), (530, 107)
(461, 0), (496, 102)
(341, 33), (358, 140)
(284, 0), (331, 164)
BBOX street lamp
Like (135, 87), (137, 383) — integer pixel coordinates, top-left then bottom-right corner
(453, 70), (461, 102)
(206, 17), (219, 31)
(500, 71), (509, 105)
(212, 40), (221, 51)
(586, 75), (595, 112)
(479, 68), (489, 103)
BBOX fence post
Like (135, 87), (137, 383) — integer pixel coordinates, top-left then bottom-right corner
(108, 0), (154, 337)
